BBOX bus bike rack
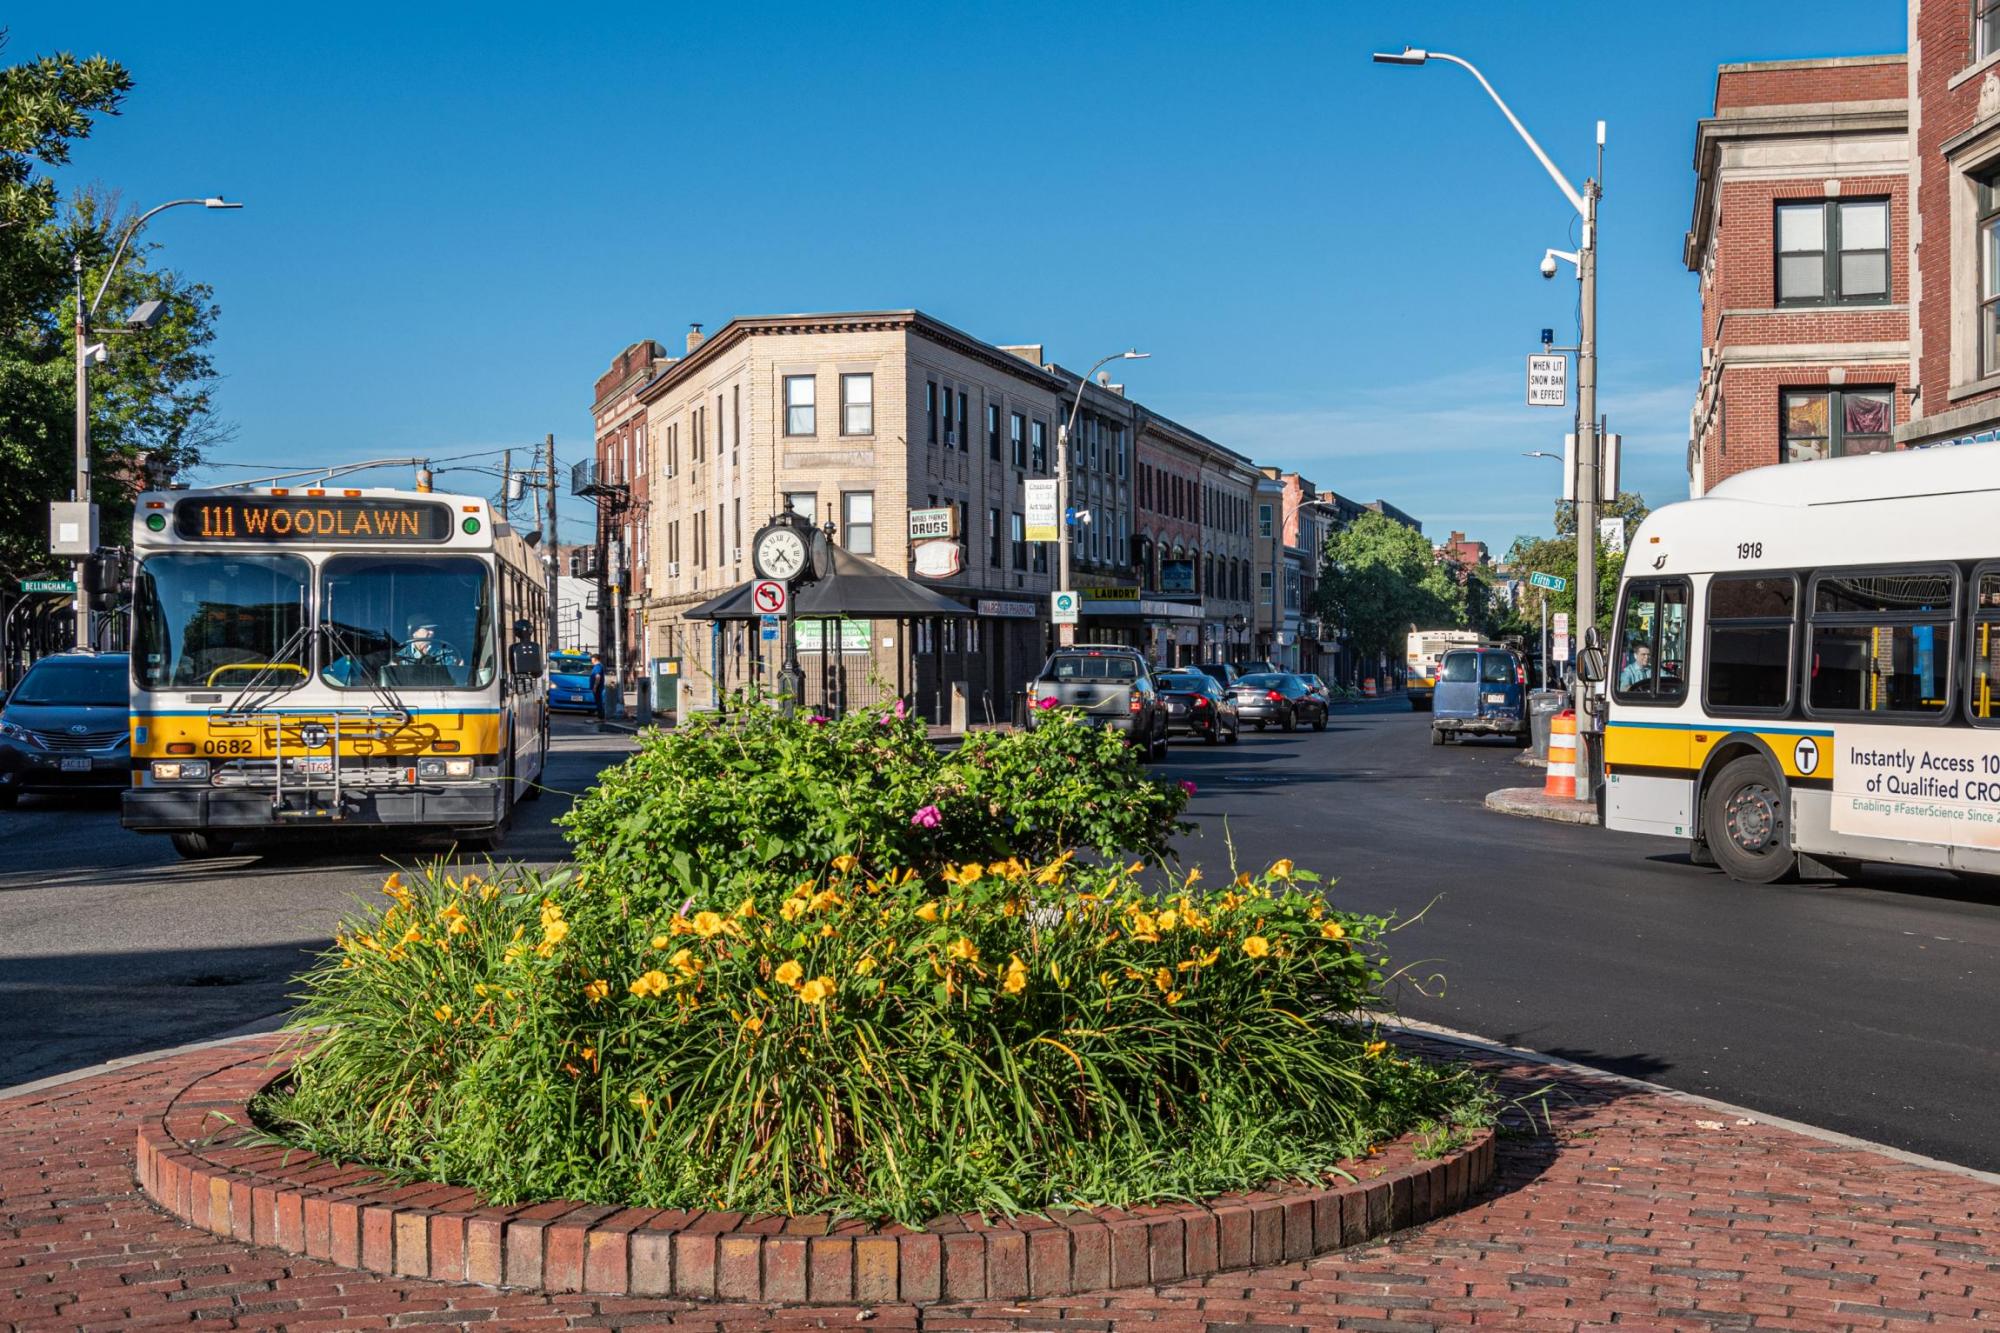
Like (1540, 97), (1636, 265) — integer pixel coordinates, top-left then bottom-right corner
(206, 705), (413, 817)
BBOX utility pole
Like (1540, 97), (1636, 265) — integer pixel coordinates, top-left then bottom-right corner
(72, 254), (91, 649)
(1057, 350), (1149, 648)
(499, 448), (511, 521)
(1573, 148), (1603, 801)
(545, 432), (559, 650)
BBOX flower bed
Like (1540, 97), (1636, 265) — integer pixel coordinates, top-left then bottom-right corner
(251, 700), (1494, 1250)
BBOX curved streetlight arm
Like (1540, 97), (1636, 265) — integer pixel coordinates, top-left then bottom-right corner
(88, 197), (241, 319)
(1388, 49), (1585, 217)
(1063, 350), (1145, 446)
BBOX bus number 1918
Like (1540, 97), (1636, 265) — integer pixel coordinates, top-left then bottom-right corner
(1736, 541), (1763, 560)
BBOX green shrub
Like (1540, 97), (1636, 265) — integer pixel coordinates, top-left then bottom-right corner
(261, 855), (1491, 1225)
(558, 698), (1190, 900)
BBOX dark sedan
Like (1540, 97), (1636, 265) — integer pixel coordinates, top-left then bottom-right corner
(0, 653), (131, 807)
(1157, 670), (1240, 744)
(1230, 672), (1329, 733)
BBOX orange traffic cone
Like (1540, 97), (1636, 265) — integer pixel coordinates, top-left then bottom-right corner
(1545, 710), (1577, 800)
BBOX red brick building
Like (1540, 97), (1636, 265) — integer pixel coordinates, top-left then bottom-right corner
(587, 338), (673, 686)
(1901, 0), (2000, 448)
(1684, 55), (1910, 494)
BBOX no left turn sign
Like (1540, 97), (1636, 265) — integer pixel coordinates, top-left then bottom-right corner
(752, 579), (788, 615)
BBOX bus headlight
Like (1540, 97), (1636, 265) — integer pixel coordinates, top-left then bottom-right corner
(151, 760), (210, 782)
(417, 758), (477, 780)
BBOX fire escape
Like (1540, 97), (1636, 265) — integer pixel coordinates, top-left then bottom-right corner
(572, 457), (631, 661)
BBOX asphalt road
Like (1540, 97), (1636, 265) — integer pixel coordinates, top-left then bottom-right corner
(5, 705), (1999, 1174)
(0, 716), (632, 1090)
(1150, 705), (2000, 1173)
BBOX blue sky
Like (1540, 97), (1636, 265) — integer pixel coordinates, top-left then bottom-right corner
(21, 1), (1906, 552)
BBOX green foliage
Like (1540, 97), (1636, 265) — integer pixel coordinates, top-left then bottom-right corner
(1505, 492), (1653, 638)
(559, 698), (1191, 899)
(1316, 512), (1463, 665)
(0, 39), (226, 584)
(261, 854), (1492, 1224)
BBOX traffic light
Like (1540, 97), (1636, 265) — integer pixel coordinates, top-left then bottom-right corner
(81, 549), (129, 598)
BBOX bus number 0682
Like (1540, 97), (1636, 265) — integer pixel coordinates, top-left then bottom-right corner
(201, 739), (254, 755)
(1736, 541), (1763, 560)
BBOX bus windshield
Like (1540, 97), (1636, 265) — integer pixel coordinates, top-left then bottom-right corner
(321, 556), (494, 691)
(133, 553), (311, 691)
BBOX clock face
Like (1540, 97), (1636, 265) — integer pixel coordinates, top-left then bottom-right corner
(755, 527), (809, 581)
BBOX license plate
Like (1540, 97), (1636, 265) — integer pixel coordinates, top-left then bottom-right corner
(300, 757), (333, 776)
(60, 757), (91, 772)
(1483, 692), (1508, 703)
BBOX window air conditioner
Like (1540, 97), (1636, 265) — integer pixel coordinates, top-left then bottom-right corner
(667, 561), (681, 577)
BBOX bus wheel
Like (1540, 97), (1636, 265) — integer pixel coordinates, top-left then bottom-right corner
(1703, 756), (1797, 884)
(170, 831), (234, 860)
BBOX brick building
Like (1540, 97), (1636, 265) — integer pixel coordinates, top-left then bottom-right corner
(1900, 0), (2000, 448)
(1134, 413), (1258, 666)
(1684, 55), (1911, 494)
(586, 339), (672, 686)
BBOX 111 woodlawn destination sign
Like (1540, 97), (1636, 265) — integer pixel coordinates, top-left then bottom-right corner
(172, 497), (454, 542)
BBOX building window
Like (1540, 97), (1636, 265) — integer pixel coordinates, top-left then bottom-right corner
(1259, 502), (1273, 538)
(989, 507), (1002, 567)
(1010, 513), (1026, 570)
(784, 375), (816, 436)
(1781, 387), (1894, 462)
(957, 391), (969, 453)
(1033, 534), (1048, 574)
(1031, 420), (1047, 472)
(732, 385), (741, 467)
(927, 382), (939, 444)
(1010, 412), (1026, 468)
(1982, 0), (2000, 60)
(840, 373), (873, 436)
(987, 402), (1001, 460)
(842, 491), (874, 555)
(1775, 199), (1888, 305)
(786, 491), (817, 523)
(1982, 173), (2000, 375)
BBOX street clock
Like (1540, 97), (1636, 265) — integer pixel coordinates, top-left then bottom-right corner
(751, 511), (825, 585)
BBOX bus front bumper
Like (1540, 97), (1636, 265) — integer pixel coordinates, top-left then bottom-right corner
(122, 781), (507, 832)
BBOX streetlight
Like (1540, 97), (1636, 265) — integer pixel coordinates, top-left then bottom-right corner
(1268, 493), (1338, 674)
(71, 197), (242, 645)
(1374, 45), (1603, 797)
(1055, 349), (1148, 646)
(1521, 450), (1561, 463)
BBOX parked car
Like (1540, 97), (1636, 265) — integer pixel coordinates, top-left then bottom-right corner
(1027, 646), (1168, 759)
(547, 651), (603, 714)
(1187, 661), (1240, 692)
(1230, 672), (1329, 733)
(1431, 648), (1529, 745)
(1156, 669), (1240, 744)
(0, 652), (131, 807)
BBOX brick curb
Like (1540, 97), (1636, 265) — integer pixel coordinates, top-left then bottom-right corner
(1484, 784), (1601, 825)
(133, 1034), (1493, 1303)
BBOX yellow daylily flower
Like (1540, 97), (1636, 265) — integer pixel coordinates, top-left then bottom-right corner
(1320, 920), (1347, 941)
(629, 970), (671, 998)
(915, 901), (941, 923)
(432, 1003), (453, 1022)
(1364, 1040), (1388, 1058)
(831, 853), (859, 873)
(1242, 936), (1271, 959)
(1002, 955), (1028, 996)
(1269, 859), (1295, 879)
(692, 911), (726, 938)
(582, 979), (610, 1004)
(774, 959), (805, 988)
(797, 975), (836, 1005)
(651, 933), (672, 950)
(947, 936), (980, 964)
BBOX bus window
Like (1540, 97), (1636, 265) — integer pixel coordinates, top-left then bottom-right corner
(321, 556), (496, 691)
(1705, 574), (1796, 714)
(133, 553), (311, 691)
(1971, 570), (2000, 723)
(1807, 568), (1955, 717)
(1613, 580), (1688, 703)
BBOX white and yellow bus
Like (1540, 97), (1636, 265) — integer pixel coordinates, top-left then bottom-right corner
(1406, 628), (1482, 711)
(122, 485), (550, 859)
(1603, 442), (2000, 883)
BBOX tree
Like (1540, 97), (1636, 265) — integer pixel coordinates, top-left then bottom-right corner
(1316, 512), (1461, 671)
(0, 37), (224, 587)
(1503, 492), (1653, 641)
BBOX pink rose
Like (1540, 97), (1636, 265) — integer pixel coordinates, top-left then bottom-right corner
(1179, 780), (1197, 797)
(910, 804), (942, 830)
(895, 698), (909, 720)
(1034, 695), (1058, 711)
(808, 714), (830, 725)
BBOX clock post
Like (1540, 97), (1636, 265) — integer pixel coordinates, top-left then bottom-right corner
(751, 511), (822, 717)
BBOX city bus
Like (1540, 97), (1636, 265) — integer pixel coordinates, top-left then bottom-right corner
(121, 484), (549, 859)
(1602, 442), (2000, 884)
(1406, 628), (1481, 710)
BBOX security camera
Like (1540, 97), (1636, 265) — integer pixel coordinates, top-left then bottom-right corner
(1539, 254), (1559, 280)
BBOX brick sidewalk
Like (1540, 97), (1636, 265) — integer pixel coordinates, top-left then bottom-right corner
(4, 1033), (1998, 1330)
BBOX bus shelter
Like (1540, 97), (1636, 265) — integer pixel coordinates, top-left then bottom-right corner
(682, 546), (975, 721)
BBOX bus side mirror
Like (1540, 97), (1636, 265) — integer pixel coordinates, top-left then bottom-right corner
(1575, 646), (1608, 684)
(513, 618), (533, 640)
(511, 641), (544, 678)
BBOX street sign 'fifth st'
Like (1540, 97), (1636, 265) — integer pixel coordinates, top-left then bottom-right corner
(1527, 354), (1567, 407)
(1527, 571), (1567, 592)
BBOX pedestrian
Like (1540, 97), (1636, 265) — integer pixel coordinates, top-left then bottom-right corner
(588, 653), (607, 717)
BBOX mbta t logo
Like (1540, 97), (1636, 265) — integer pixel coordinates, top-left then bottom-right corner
(1793, 737), (1820, 776)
